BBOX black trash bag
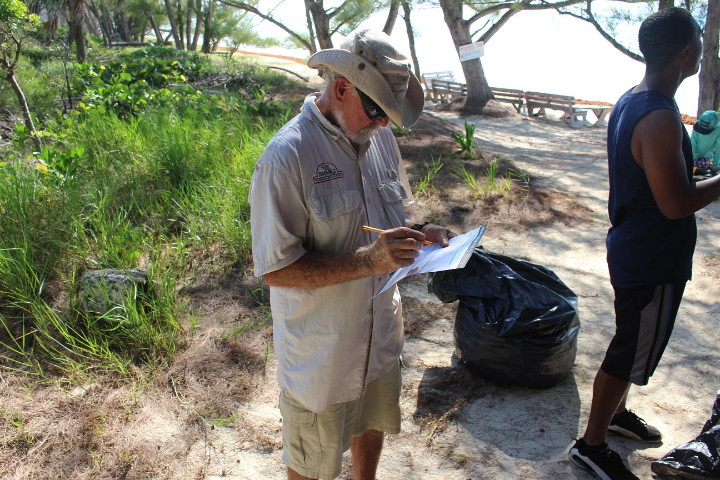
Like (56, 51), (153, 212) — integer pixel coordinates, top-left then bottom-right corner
(652, 391), (720, 479)
(429, 247), (580, 388)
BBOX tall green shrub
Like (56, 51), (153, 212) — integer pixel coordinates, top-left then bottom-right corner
(0, 0), (40, 151)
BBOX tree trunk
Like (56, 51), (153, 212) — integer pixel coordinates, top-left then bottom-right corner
(145, 10), (164, 45)
(99, 4), (114, 45)
(176, 0), (185, 48)
(186, 0), (194, 50)
(7, 72), (42, 152)
(201, 0), (214, 53)
(698, 0), (720, 114)
(190, 0), (202, 50)
(401, 0), (420, 79)
(88, 1), (111, 45)
(305, 2), (317, 54)
(438, 0), (492, 112)
(658, 0), (674, 9)
(163, 0), (184, 49)
(84, 10), (100, 36)
(305, 0), (333, 49)
(383, 0), (400, 35)
(68, 0), (86, 63)
(115, 11), (131, 42)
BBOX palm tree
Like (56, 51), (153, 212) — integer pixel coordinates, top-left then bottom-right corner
(68, 0), (86, 62)
(34, 0), (88, 62)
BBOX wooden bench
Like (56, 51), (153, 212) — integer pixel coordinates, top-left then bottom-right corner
(422, 77), (526, 113)
(421, 71), (456, 100)
(427, 79), (468, 103)
(525, 91), (588, 126)
(490, 86), (524, 113)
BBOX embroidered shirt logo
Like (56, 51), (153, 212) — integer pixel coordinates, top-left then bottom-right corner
(313, 162), (344, 184)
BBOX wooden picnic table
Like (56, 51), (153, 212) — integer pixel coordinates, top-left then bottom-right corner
(579, 104), (612, 124)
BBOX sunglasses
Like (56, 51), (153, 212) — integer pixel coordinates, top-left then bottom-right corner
(355, 88), (387, 121)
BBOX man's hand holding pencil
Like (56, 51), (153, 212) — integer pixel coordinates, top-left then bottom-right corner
(360, 224), (456, 274)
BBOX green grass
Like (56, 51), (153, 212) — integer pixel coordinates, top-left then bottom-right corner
(454, 163), (482, 200)
(416, 155), (444, 197)
(0, 80), (287, 378)
(0, 55), (66, 120)
(451, 121), (477, 158)
(454, 158), (520, 200)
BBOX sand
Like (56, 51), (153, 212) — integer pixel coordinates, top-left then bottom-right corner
(176, 94), (720, 479)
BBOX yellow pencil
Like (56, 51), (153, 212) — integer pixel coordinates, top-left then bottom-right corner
(361, 225), (435, 245)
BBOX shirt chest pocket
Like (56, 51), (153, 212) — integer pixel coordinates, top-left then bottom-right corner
(308, 188), (363, 222)
(377, 180), (407, 208)
(375, 180), (407, 227)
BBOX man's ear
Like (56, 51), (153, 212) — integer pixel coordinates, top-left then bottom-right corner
(680, 44), (693, 61)
(333, 77), (352, 101)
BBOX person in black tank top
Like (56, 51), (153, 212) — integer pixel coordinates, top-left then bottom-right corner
(569, 8), (720, 480)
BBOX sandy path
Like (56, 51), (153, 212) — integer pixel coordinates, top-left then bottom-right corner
(180, 107), (720, 480)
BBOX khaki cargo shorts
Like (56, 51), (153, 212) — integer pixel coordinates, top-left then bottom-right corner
(279, 361), (402, 480)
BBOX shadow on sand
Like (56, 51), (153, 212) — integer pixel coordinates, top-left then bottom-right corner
(414, 358), (582, 461)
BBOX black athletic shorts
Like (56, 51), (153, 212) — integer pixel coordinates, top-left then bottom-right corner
(601, 283), (686, 386)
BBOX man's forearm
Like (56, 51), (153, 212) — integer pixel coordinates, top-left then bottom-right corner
(663, 174), (720, 219)
(262, 248), (375, 289)
(262, 227), (432, 288)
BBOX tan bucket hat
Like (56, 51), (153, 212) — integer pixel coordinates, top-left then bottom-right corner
(307, 28), (423, 128)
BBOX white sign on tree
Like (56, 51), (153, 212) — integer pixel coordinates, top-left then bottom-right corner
(459, 42), (484, 62)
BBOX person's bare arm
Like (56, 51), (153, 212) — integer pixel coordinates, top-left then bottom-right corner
(632, 109), (720, 219)
(263, 227), (425, 288)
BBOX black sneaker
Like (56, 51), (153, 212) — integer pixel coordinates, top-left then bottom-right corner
(608, 410), (662, 443)
(569, 439), (639, 480)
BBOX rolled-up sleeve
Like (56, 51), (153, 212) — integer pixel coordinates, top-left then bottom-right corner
(249, 156), (308, 277)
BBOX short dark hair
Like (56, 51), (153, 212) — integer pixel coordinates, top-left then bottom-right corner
(639, 7), (700, 71)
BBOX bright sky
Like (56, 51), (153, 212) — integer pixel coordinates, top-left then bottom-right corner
(254, 1), (702, 116)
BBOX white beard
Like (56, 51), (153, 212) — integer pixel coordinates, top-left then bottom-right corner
(336, 109), (382, 146)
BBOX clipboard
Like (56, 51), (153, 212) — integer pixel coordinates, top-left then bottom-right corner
(374, 225), (486, 297)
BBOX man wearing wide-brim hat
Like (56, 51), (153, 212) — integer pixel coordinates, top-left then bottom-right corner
(249, 28), (454, 480)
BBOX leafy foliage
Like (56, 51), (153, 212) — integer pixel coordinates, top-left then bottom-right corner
(0, 0), (35, 29)
(70, 50), (291, 119)
(0, 0), (39, 67)
(122, 46), (212, 76)
(451, 120), (477, 158)
(0, 46), (294, 377)
(16, 44), (59, 66)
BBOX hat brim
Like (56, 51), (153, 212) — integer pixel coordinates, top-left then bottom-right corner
(308, 49), (423, 128)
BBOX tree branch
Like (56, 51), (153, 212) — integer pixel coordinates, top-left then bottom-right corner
(217, 0), (312, 51)
(10, 31), (23, 71)
(327, 0), (353, 20)
(329, 18), (349, 37)
(383, 0), (400, 34)
(554, 0), (644, 63)
(467, 0), (585, 25)
(478, 8), (520, 44)
(469, 18), (491, 39)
